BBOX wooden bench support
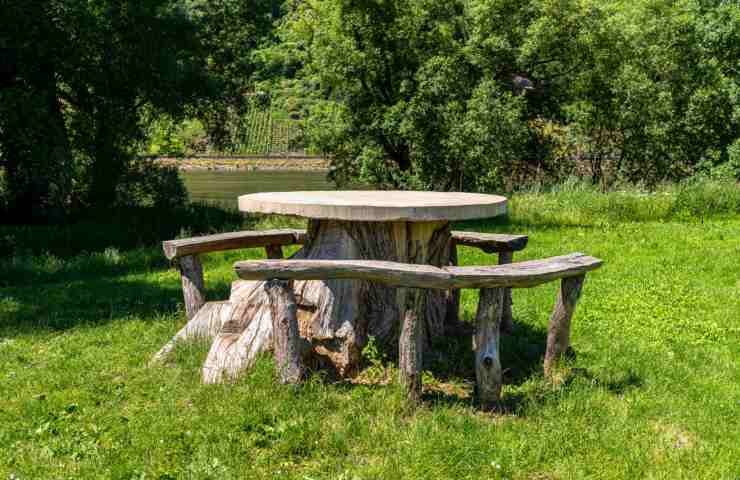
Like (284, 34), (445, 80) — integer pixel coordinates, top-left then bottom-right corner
(265, 280), (304, 384)
(150, 300), (233, 364)
(265, 244), (284, 259)
(234, 255), (601, 407)
(544, 274), (585, 377)
(474, 288), (505, 409)
(399, 289), (425, 402)
(178, 255), (206, 320)
(498, 251), (514, 334)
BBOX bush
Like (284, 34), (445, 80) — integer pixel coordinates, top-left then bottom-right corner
(116, 160), (188, 209)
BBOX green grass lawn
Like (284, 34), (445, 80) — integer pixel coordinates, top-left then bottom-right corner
(1, 185), (739, 479)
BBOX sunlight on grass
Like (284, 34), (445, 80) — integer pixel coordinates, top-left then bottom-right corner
(1, 186), (738, 478)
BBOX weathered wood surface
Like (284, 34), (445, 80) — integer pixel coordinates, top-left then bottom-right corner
(498, 250), (514, 334)
(150, 301), (233, 364)
(162, 229), (305, 260)
(165, 229), (526, 261)
(473, 288), (505, 410)
(239, 191), (507, 222)
(399, 289), (424, 402)
(445, 242), (460, 327)
(544, 275), (585, 377)
(264, 244), (284, 259)
(202, 280), (274, 383)
(199, 219), (454, 381)
(265, 280), (305, 384)
(451, 231), (528, 253)
(234, 253), (602, 290)
(178, 255), (206, 319)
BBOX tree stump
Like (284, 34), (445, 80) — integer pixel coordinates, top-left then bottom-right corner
(150, 301), (232, 364)
(171, 219), (457, 384)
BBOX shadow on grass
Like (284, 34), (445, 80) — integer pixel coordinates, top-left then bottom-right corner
(420, 319), (643, 414)
(0, 273), (227, 338)
(0, 278), (177, 336)
(426, 318), (549, 387)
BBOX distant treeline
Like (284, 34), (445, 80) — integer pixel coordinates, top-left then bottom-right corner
(1, 0), (738, 223)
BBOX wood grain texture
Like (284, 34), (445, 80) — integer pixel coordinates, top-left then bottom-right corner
(445, 240), (460, 327)
(238, 191), (507, 222)
(178, 255), (206, 319)
(265, 280), (304, 384)
(498, 250), (514, 335)
(150, 301), (232, 364)
(544, 275), (585, 377)
(162, 229), (305, 260)
(451, 231), (528, 253)
(264, 244), (284, 259)
(399, 289), (424, 402)
(234, 253), (602, 290)
(473, 288), (504, 410)
(202, 280), (274, 384)
(163, 229), (526, 260)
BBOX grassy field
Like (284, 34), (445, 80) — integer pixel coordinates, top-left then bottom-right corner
(1, 182), (738, 479)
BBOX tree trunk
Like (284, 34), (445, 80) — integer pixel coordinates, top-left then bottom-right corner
(2, 60), (72, 223)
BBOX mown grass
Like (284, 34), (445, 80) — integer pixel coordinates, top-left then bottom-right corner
(1, 183), (738, 479)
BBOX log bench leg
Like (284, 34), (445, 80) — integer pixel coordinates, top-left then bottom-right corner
(265, 280), (304, 384)
(445, 242), (460, 327)
(178, 254), (206, 320)
(498, 251), (514, 334)
(264, 244), (284, 259)
(474, 288), (505, 410)
(544, 274), (585, 378)
(399, 288), (424, 403)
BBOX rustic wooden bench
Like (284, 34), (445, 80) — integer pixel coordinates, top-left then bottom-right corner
(234, 253), (602, 409)
(162, 229), (307, 319)
(162, 229), (528, 322)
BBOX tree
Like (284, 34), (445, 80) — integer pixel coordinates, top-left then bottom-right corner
(58, 0), (211, 210)
(281, 0), (533, 190)
(187, 0), (279, 150)
(0, 0), (212, 219)
(0, 0), (73, 223)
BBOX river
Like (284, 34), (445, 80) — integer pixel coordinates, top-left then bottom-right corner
(182, 170), (334, 209)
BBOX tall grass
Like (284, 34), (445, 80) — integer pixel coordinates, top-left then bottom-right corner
(506, 178), (739, 227)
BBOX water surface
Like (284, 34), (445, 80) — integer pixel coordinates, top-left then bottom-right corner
(182, 170), (333, 209)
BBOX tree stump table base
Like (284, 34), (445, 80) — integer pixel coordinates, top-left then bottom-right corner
(200, 219), (456, 382)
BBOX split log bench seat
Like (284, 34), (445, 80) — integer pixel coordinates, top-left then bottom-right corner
(162, 229), (528, 322)
(234, 253), (602, 408)
(162, 229), (307, 319)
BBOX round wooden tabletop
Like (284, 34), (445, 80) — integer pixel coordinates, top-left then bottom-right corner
(238, 190), (507, 222)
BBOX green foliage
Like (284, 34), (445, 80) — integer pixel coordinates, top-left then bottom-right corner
(146, 117), (208, 157)
(0, 0), (214, 221)
(189, 0), (280, 150)
(277, 0), (739, 190)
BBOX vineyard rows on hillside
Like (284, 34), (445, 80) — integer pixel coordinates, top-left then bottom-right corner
(229, 108), (303, 156)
